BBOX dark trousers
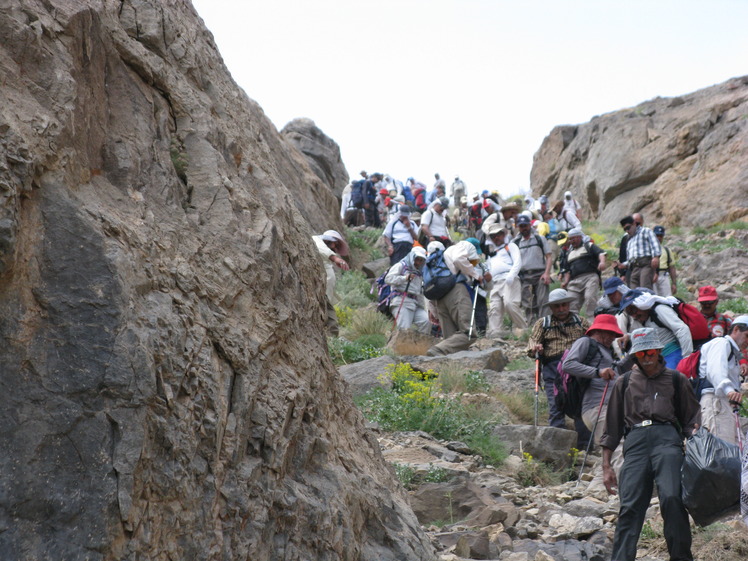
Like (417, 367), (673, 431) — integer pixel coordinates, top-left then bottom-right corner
(390, 241), (413, 265)
(611, 424), (692, 561)
(474, 294), (487, 336)
(542, 360), (592, 448)
(364, 204), (381, 227)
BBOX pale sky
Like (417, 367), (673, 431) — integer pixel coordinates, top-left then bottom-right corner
(191, 0), (748, 198)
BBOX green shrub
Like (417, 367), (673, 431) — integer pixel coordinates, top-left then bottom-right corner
(505, 356), (534, 370)
(720, 297), (748, 315)
(423, 463), (450, 483)
(357, 363), (506, 466)
(516, 452), (559, 487)
(464, 370), (491, 393)
(496, 390), (548, 424)
(336, 270), (375, 308)
(393, 463), (415, 488)
(328, 337), (384, 366)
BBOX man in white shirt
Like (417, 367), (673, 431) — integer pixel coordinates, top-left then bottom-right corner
(698, 315), (748, 444)
(382, 206), (418, 265)
(420, 197), (452, 247)
(485, 224), (525, 337)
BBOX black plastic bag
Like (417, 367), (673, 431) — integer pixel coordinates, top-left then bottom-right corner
(681, 427), (741, 526)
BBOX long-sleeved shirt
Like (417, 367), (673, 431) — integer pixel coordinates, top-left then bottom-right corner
(630, 304), (693, 357)
(625, 225), (661, 262)
(699, 336), (742, 397)
(527, 313), (589, 361)
(443, 241), (480, 280)
(600, 362), (701, 450)
(487, 242), (522, 283)
(385, 259), (423, 298)
(563, 337), (616, 414)
(313, 235), (337, 302)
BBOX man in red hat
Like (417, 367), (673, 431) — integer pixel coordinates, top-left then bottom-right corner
(698, 285), (732, 339)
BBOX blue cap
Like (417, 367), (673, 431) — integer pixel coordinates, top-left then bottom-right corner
(465, 237), (483, 255)
(654, 225), (665, 236)
(603, 277), (624, 295)
(516, 215), (531, 225)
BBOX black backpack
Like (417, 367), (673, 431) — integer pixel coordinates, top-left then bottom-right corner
(554, 337), (602, 420)
(350, 180), (365, 208)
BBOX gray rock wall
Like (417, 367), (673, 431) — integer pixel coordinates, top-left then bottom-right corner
(531, 76), (748, 227)
(0, 1), (432, 560)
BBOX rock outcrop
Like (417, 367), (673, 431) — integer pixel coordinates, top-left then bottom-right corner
(531, 76), (748, 227)
(0, 1), (431, 560)
(282, 117), (350, 201)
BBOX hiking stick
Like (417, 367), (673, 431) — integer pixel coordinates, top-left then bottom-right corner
(732, 401), (744, 453)
(468, 281), (480, 339)
(575, 379), (610, 487)
(393, 277), (412, 327)
(534, 352), (540, 428)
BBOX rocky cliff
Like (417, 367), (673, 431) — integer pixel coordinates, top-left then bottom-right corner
(531, 76), (748, 227)
(0, 1), (432, 560)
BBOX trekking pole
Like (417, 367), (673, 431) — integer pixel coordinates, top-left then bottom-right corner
(468, 280), (480, 339)
(575, 379), (610, 487)
(732, 401), (744, 453)
(393, 277), (412, 327)
(534, 352), (540, 428)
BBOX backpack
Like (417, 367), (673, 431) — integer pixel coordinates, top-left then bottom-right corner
(374, 267), (393, 316)
(554, 337), (602, 420)
(676, 339), (738, 400)
(350, 180), (365, 208)
(468, 203), (483, 227)
(413, 187), (428, 212)
(649, 299), (711, 347)
(401, 184), (415, 204)
(422, 249), (457, 301)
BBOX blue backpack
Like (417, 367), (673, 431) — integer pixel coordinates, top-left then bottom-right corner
(422, 249), (457, 300)
(401, 184), (415, 204)
(374, 268), (393, 316)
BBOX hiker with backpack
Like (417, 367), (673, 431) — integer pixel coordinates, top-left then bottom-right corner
(420, 197), (452, 248)
(425, 239), (489, 356)
(620, 289), (694, 369)
(601, 327), (701, 561)
(562, 314), (628, 448)
(559, 227), (606, 317)
(621, 215), (661, 290)
(382, 205), (418, 265)
(362, 173), (383, 227)
(697, 315), (748, 445)
(514, 214), (553, 324)
(384, 247), (431, 333)
(698, 285), (734, 338)
(527, 288), (590, 431)
(485, 223), (526, 338)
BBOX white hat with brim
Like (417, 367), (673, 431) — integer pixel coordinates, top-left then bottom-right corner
(630, 327), (664, 354)
(321, 230), (349, 256)
(548, 288), (574, 305)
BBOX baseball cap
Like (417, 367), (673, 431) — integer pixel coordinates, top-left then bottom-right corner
(603, 277), (624, 295)
(465, 237), (483, 255)
(698, 286), (718, 302)
(516, 215), (531, 225)
(653, 225), (665, 236)
(732, 315), (748, 328)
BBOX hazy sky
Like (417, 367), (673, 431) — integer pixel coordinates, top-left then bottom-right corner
(191, 0), (748, 198)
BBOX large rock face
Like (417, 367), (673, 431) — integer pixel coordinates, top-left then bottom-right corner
(0, 1), (432, 560)
(531, 76), (748, 226)
(282, 117), (350, 201)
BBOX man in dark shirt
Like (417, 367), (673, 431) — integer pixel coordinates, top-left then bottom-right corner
(601, 327), (701, 561)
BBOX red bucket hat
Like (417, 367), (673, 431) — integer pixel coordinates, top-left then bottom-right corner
(697, 285), (718, 302)
(586, 314), (623, 337)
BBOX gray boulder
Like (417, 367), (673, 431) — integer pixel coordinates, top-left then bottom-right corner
(491, 426), (578, 467)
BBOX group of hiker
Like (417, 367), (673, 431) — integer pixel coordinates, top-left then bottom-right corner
(317, 178), (748, 560)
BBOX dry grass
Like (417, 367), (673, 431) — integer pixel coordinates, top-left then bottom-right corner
(640, 520), (748, 561)
(494, 390), (548, 424)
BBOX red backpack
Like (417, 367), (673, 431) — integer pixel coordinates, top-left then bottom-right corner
(650, 300), (711, 346)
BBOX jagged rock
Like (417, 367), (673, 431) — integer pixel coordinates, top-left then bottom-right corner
(490, 426), (578, 467)
(531, 76), (748, 227)
(561, 498), (613, 519)
(454, 531), (496, 560)
(414, 348), (508, 374)
(545, 513), (604, 539)
(510, 539), (608, 561)
(362, 256), (391, 279)
(388, 329), (436, 356)
(281, 117), (349, 200)
(338, 355), (398, 396)
(484, 368), (536, 395)
(410, 476), (511, 527)
(0, 1), (433, 559)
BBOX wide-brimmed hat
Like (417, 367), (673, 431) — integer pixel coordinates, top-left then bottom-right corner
(557, 231), (568, 245)
(487, 223), (506, 236)
(630, 327), (664, 354)
(568, 227), (583, 238)
(586, 314), (623, 336)
(548, 288), (574, 305)
(320, 230), (349, 256)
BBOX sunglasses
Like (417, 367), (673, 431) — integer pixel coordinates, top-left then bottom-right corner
(634, 349), (659, 358)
